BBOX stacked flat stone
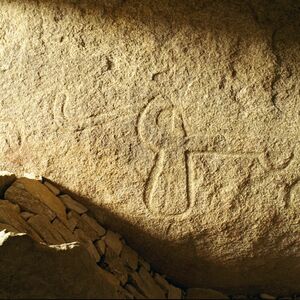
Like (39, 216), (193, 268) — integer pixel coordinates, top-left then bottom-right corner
(0, 173), (183, 299)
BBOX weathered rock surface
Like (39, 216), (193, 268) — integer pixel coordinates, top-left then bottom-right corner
(0, 0), (299, 294)
(0, 231), (120, 299)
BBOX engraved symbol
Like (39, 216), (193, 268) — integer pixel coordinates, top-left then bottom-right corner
(138, 97), (295, 217)
(53, 92), (144, 130)
(274, 142), (300, 208)
(138, 97), (193, 217)
(53, 93), (71, 126)
(289, 180), (300, 209)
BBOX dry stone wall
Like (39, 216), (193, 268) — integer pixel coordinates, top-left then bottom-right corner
(0, 173), (293, 299)
(0, 0), (299, 294)
(0, 173), (185, 299)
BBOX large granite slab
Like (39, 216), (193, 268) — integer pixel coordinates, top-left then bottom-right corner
(0, 0), (299, 293)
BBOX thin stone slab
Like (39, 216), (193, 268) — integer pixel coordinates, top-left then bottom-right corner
(74, 228), (101, 262)
(59, 194), (88, 214)
(77, 214), (101, 241)
(0, 206), (43, 243)
(154, 273), (170, 293)
(117, 287), (134, 300)
(95, 239), (106, 256)
(97, 267), (120, 288)
(107, 262), (128, 286)
(130, 267), (166, 299)
(125, 284), (146, 300)
(74, 228), (89, 242)
(0, 223), (19, 234)
(153, 274), (182, 299)
(186, 288), (229, 299)
(67, 211), (79, 232)
(105, 246), (128, 285)
(139, 257), (151, 272)
(44, 181), (60, 196)
(0, 200), (20, 213)
(121, 245), (138, 270)
(15, 178), (67, 223)
(168, 285), (182, 299)
(85, 239), (101, 263)
(103, 231), (123, 256)
(52, 218), (76, 243)
(27, 215), (65, 245)
(81, 213), (106, 236)
(5, 184), (56, 220)
(139, 267), (166, 299)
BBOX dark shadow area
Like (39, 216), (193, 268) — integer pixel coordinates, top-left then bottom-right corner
(0, 232), (119, 299)
(46, 178), (300, 296)
(16, 0), (300, 45)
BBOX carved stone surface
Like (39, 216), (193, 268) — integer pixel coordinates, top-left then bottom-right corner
(0, 0), (299, 293)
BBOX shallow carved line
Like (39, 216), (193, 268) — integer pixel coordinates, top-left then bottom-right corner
(185, 151), (195, 216)
(282, 178), (300, 208)
(91, 110), (141, 127)
(139, 97), (196, 217)
(53, 93), (68, 126)
(194, 151), (262, 158)
(54, 95), (143, 129)
(137, 98), (163, 153)
(143, 151), (165, 215)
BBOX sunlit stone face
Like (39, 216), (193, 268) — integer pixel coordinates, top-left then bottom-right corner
(0, 0), (299, 293)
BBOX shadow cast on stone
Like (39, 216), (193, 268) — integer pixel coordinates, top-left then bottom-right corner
(17, 0), (300, 46)
(45, 178), (300, 296)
